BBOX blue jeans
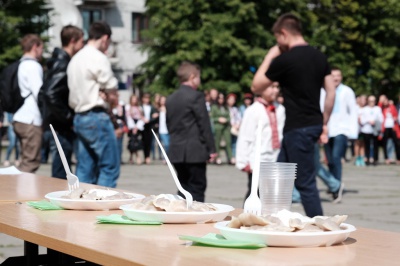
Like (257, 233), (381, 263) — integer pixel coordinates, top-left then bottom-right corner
(315, 143), (340, 192)
(41, 130), (52, 163)
(324, 134), (348, 182)
(159, 133), (170, 158)
(278, 125), (323, 217)
(49, 131), (75, 179)
(5, 113), (19, 161)
(293, 143), (341, 201)
(116, 125), (124, 163)
(117, 135), (124, 162)
(231, 134), (238, 157)
(74, 111), (120, 188)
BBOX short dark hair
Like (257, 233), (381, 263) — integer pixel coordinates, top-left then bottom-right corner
(272, 13), (302, 35)
(331, 66), (341, 72)
(88, 21), (112, 40)
(177, 61), (201, 83)
(61, 25), (83, 47)
(142, 92), (151, 99)
(20, 34), (43, 52)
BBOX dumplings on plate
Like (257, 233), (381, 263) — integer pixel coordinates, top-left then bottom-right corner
(128, 194), (217, 212)
(62, 188), (134, 200)
(228, 210), (348, 233)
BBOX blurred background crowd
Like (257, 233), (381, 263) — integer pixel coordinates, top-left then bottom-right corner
(3, 88), (399, 167)
(1, 0), (400, 206)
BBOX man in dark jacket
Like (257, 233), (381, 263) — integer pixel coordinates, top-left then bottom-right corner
(166, 61), (216, 202)
(39, 25), (84, 178)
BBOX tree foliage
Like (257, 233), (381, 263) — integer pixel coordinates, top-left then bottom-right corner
(139, 0), (400, 99)
(0, 0), (51, 69)
(138, 0), (268, 95)
(308, 0), (400, 98)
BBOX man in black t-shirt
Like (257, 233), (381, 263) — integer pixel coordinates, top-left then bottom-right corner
(251, 13), (336, 217)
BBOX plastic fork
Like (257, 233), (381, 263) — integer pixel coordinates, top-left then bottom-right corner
(151, 129), (193, 209)
(49, 124), (80, 192)
(243, 119), (262, 215)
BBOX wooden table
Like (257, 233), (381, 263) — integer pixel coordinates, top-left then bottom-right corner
(0, 173), (109, 203)
(0, 173), (124, 265)
(1, 202), (400, 266)
(1, 173), (400, 265)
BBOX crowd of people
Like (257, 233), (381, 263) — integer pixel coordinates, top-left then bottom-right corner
(0, 15), (400, 216)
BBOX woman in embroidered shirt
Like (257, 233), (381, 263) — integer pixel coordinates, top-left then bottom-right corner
(210, 93), (232, 165)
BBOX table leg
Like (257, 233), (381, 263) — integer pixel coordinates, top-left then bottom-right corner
(24, 241), (38, 266)
(0, 241), (48, 266)
(1, 243), (100, 266)
(47, 248), (101, 265)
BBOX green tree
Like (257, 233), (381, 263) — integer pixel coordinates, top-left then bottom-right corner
(138, 0), (268, 95)
(139, 0), (400, 99)
(0, 0), (51, 69)
(308, 0), (400, 98)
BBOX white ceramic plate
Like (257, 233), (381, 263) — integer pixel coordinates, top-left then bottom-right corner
(120, 203), (234, 224)
(45, 190), (145, 210)
(215, 221), (356, 247)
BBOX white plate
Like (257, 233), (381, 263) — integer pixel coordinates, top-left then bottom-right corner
(120, 203), (234, 224)
(45, 191), (145, 210)
(215, 221), (356, 247)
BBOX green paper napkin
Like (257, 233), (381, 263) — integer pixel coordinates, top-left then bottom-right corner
(179, 233), (266, 249)
(96, 214), (162, 225)
(27, 200), (64, 210)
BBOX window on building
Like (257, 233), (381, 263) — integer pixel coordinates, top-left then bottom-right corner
(131, 12), (148, 43)
(81, 9), (103, 40)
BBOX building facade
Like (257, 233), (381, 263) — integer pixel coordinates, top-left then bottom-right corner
(48, 0), (148, 91)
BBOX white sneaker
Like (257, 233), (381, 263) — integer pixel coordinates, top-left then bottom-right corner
(332, 183), (345, 204)
(14, 160), (20, 167)
(3, 160), (10, 167)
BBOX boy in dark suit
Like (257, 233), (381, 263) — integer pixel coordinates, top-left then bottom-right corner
(166, 61), (216, 202)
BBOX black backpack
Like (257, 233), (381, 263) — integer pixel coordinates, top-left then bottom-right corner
(0, 58), (33, 113)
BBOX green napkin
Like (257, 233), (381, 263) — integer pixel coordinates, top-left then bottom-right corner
(96, 214), (162, 225)
(27, 200), (64, 210)
(179, 233), (266, 249)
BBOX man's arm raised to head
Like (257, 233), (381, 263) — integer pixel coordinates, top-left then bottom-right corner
(251, 46), (281, 95)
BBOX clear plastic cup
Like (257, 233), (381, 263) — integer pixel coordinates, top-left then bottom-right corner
(259, 162), (297, 215)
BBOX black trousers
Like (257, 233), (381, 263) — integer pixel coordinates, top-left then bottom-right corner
(173, 163), (207, 202)
(382, 128), (400, 160)
(362, 133), (379, 162)
(141, 126), (152, 158)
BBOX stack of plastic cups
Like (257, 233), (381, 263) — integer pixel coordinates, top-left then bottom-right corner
(259, 162), (297, 216)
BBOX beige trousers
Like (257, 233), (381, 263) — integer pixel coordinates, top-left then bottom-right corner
(13, 122), (42, 173)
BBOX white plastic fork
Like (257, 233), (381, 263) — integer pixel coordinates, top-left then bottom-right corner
(151, 129), (193, 209)
(49, 124), (80, 192)
(243, 119), (262, 215)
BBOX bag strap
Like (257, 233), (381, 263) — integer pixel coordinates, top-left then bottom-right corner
(19, 57), (37, 102)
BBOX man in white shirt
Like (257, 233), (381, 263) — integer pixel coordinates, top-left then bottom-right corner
(236, 82), (285, 200)
(67, 22), (120, 188)
(320, 67), (358, 201)
(13, 34), (43, 173)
